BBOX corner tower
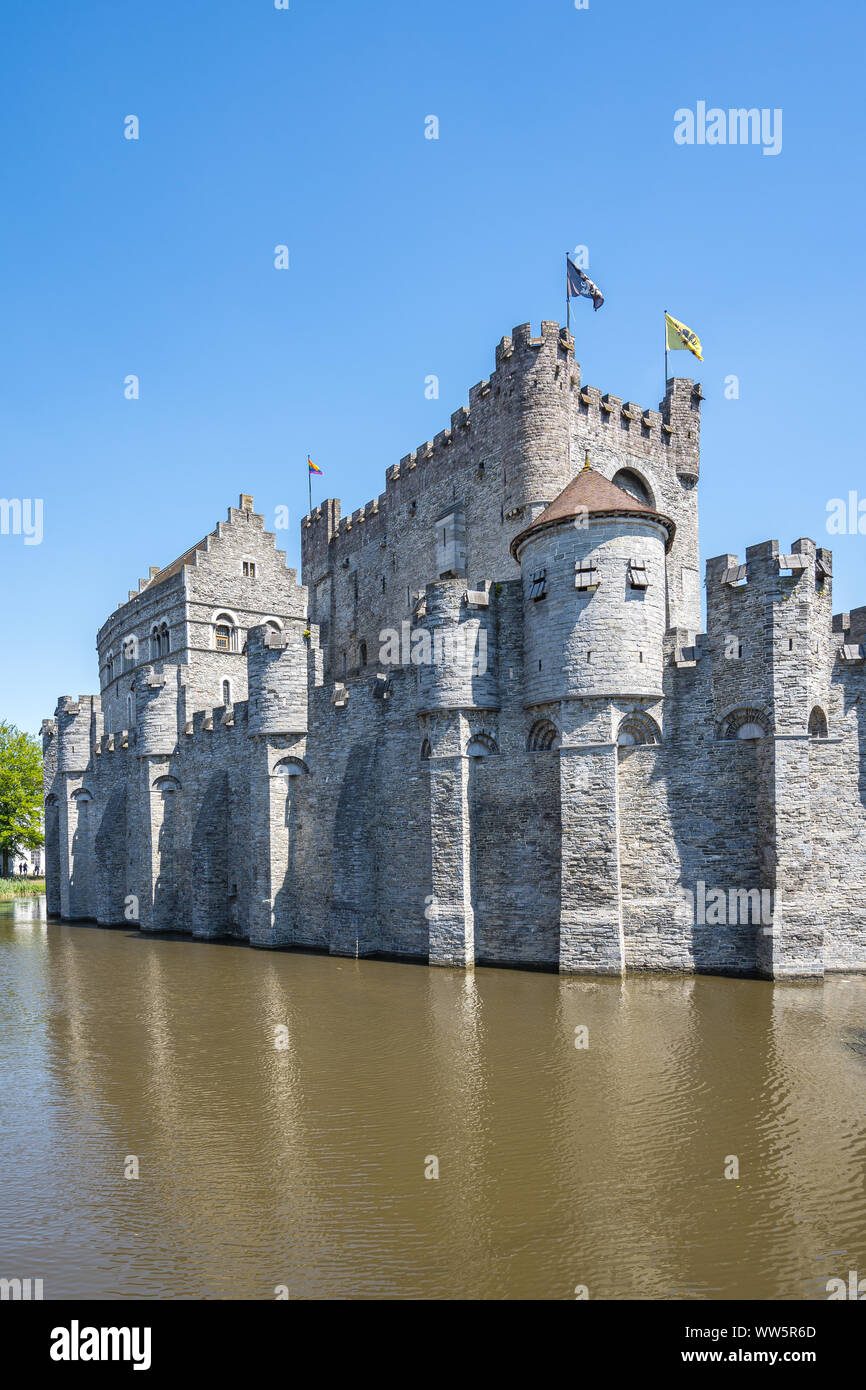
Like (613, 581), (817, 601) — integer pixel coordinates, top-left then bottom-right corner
(512, 464), (674, 705)
(512, 465), (676, 976)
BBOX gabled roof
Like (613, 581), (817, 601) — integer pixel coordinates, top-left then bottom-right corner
(147, 535), (212, 590)
(510, 466), (676, 558)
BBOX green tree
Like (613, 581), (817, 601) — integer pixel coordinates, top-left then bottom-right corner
(0, 722), (44, 876)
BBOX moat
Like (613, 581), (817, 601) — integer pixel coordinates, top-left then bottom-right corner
(1, 896), (864, 1300)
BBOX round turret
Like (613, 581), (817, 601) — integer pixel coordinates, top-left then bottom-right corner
(512, 467), (675, 705)
(416, 580), (499, 713)
(135, 667), (178, 756)
(498, 322), (574, 519)
(246, 623), (308, 736)
(55, 697), (96, 773)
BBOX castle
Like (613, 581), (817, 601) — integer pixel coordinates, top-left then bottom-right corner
(41, 320), (866, 977)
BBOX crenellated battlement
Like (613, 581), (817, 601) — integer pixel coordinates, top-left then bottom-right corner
(181, 701), (251, 737)
(94, 729), (135, 754)
(702, 536), (837, 749)
(494, 318), (570, 364)
(572, 377), (702, 465)
(300, 320), (703, 618)
(706, 538), (832, 598)
(54, 695), (100, 774)
(299, 326), (703, 539)
(833, 605), (866, 647)
(41, 311), (866, 980)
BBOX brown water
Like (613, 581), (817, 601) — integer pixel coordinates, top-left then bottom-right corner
(0, 896), (864, 1300)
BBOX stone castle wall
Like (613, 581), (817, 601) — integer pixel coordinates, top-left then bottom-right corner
(300, 322), (703, 682)
(40, 322), (866, 979)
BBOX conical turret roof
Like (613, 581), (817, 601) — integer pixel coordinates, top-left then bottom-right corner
(510, 464), (676, 559)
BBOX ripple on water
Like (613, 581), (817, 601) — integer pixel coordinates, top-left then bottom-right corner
(0, 903), (864, 1299)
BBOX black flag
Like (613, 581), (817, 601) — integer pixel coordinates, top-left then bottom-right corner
(567, 257), (605, 311)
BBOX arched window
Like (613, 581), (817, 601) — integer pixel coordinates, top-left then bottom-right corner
(105, 650), (115, 683)
(152, 775), (181, 796)
(466, 733), (499, 757)
(420, 738), (432, 761)
(616, 712), (661, 747)
(359, 640), (368, 666)
(151, 622), (170, 658)
(612, 468), (654, 507)
(214, 615), (235, 652)
(808, 706), (828, 739)
(273, 757), (309, 777)
(222, 680), (232, 707)
(126, 691), (135, 729)
(717, 708), (768, 741)
(121, 636), (138, 671)
(528, 718), (559, 751)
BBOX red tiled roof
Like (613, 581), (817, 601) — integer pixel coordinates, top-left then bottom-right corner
(511, 467), (675, 557)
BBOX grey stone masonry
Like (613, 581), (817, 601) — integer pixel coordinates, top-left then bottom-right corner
(40, 321), (866, 979)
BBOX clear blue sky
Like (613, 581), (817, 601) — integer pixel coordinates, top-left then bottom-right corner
(1, 0), (864, 735)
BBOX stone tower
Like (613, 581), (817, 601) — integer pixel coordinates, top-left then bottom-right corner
(512, 465), (675, 974)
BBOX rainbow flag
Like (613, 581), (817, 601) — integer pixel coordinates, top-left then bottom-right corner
(308, 456), (322, 475)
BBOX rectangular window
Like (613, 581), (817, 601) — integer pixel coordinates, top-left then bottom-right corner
(529, 568), (547, 601)
(574, 561), (599, 591)
(628, 558), (649, 590)
(243, 561), (256, 578)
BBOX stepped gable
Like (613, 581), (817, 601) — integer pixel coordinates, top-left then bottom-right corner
(510, 465), (676, 559)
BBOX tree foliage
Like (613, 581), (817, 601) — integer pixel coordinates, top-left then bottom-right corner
(0, 721), (44, 869)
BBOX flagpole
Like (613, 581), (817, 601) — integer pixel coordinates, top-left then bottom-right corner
(664, 309), (669, 388)
(308, 454), (312, 516)
(566, 253), (571, 335)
